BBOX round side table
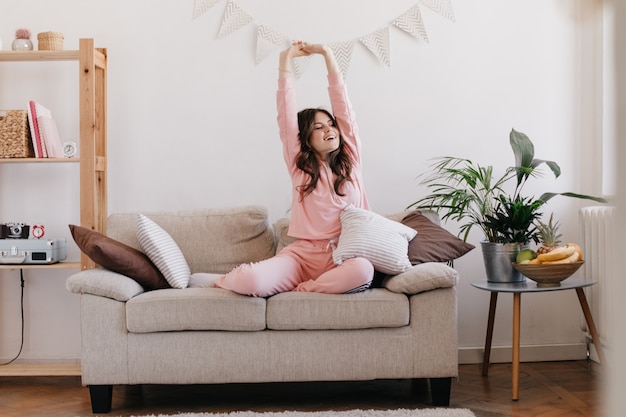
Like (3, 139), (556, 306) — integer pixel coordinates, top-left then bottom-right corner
(471, 277), (604, 401)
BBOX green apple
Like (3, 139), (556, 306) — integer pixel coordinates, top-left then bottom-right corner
(516, 249), (537, 263)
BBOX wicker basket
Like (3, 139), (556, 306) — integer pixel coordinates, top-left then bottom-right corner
(37, 31), (64, 51)
(0, 110), (35, 158)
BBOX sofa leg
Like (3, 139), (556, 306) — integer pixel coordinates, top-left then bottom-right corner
(89, 385), (113, 413)
(429, 377), (451, 406)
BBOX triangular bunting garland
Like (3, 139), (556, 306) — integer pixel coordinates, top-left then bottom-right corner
(360, 27), (391, 67)
(193, 0), (220, 20)
(218, 0), (254, 38)
(329, 41), (354, 78)
(292, 56), (311, 79)
(195, 0), (454, 72)
(393, 4), (429, 43)
(420, 0), (456, 22)
(255, 25), (286, 65)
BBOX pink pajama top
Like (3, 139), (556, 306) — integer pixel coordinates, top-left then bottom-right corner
(276, 73), (369, 241)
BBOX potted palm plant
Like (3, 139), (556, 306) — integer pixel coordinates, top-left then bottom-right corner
(408, 128), (607, 282)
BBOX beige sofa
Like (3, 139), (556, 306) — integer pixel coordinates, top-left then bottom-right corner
(66, 206), (459, 413)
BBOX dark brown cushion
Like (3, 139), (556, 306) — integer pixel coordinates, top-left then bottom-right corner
(69, 224), (169, 290)
(401, 211), (475, 264)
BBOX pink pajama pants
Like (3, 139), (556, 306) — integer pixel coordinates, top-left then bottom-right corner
(213, 239), (374, 297)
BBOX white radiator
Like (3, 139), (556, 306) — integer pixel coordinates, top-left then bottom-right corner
(579, 205), (615, 360)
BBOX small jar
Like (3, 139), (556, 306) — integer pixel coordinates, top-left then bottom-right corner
(12, 38), (33, 51)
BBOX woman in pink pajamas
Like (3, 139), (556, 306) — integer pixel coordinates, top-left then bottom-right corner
(213, 41), (373, 297)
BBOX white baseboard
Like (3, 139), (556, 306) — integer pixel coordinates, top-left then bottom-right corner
(458, 343), (589, 364)
(2, 345), (590, 369)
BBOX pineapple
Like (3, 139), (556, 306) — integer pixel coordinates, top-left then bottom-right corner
(536, 213), (562, 255)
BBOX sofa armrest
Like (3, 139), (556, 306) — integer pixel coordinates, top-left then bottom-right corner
(66, 268), (145, 302)
(382, 262), (458, 295)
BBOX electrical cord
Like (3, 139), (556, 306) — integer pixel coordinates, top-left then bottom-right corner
(0, 269), (25, 366)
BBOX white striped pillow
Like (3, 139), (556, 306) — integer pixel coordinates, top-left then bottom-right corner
(333, 205), (417, 275)
(136, 214), (191, 289)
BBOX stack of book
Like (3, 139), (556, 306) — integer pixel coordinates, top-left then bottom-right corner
(26, 100), (64, 158)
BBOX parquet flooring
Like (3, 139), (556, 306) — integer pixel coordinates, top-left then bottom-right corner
(0, 360), (601, 417)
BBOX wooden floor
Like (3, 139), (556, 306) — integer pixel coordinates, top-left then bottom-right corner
(0, 361), (601, 417)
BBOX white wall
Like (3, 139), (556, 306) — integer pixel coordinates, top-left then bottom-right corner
(0, 0), (608, 364)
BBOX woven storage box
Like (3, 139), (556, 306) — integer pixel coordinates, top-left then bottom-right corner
(0, 110), (34, 158)
(37, 31), (64, 51)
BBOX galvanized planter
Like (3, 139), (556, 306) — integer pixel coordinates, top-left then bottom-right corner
(480, 241), (527, 283)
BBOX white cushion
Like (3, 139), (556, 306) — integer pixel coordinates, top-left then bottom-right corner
(136, 213), (191, 289)
(333, 205), (417, 275)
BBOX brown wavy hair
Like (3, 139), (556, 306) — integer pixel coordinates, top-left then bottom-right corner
(295, 108), (353, 200)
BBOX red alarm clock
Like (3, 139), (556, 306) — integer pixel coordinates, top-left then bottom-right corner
(32, 225), (45, 239)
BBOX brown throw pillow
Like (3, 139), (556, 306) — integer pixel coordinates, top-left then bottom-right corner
(401, 211), (475, 264)
(69, 224), (169, 290)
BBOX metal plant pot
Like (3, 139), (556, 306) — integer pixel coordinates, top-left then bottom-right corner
(480, 241), (526, 283)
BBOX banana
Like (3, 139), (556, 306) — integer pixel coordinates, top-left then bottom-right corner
(528, 258), (541, 264)
(536, 245), (576, 262)
(541, 250), (580, 264)
(567, 242), (584, 261)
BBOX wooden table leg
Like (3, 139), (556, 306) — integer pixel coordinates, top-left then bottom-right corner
(482, 292), (498, 376)
(575, 287), (606, 365)
(512, 292), (521, 401)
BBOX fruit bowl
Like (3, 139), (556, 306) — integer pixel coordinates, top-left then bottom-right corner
(512, 261), (585, 287)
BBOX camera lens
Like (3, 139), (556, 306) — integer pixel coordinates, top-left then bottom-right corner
(10, 226), (22, 235)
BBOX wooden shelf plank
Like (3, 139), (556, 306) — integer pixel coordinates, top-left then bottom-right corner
(0, 158), (79, 163)
(0, 363), (81, 376)
(0, 50), (80, 62)
(0, 262), (81, 270)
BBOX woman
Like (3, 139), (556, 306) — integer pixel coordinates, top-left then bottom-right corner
(213, 41), (373, 297)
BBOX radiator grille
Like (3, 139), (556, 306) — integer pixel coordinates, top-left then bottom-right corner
(579, 206), (615, 356)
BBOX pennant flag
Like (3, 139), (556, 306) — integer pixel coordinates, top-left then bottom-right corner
(329, 41), (355, 78)
(393, 4), (429, 43)
(256, 25), (286, 65)
(193, 0), (220, 20)
(218, 0), (254, 38)
(360, 27), (391, 67)
(292, 56), (311, 79)
(420, 0), (456, 22)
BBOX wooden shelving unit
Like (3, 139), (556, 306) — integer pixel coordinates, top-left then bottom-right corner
(0, 39), (107, 270)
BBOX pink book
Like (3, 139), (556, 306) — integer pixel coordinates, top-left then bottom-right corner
(27, 100), (45, 158)
(37, 115), (63, 158)
(32, 102), (52, 158)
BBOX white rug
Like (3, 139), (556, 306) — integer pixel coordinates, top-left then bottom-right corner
(132, 409), (476, 417)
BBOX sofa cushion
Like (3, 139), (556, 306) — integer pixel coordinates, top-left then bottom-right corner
(274, 217), (298, 253)
(126, 288), (266, 333)
(382, 262), (459, 294)
(66, 268), (145, 302)
(401, 211), (475, 264)
(137, 214), (191, 289)
(187, 272), (223, 288)
(266, 288), (409, 330)
(108, 206), (277, 274)
(333, 205), (417, 275)
(69, 224), (169, 290)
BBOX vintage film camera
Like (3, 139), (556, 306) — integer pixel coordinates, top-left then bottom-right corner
(1, 222), (30, 239)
